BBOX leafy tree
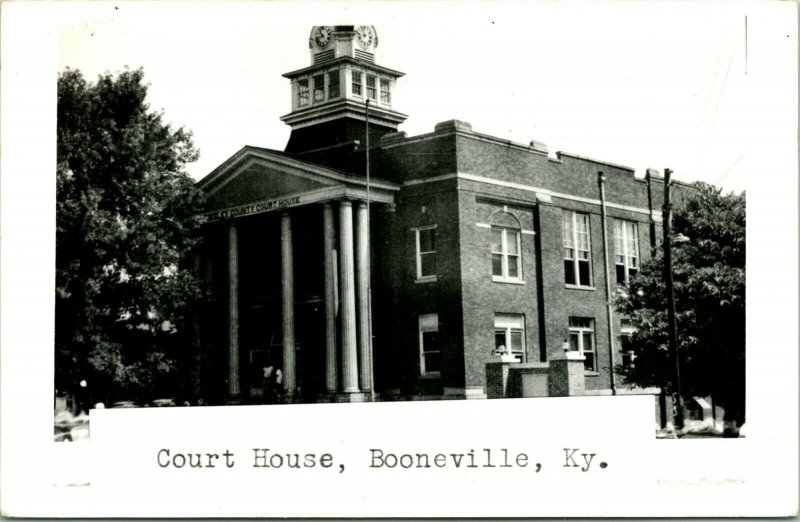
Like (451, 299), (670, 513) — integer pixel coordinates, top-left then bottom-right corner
(56, 68), (204, 405)
(615, 182), (745, 426)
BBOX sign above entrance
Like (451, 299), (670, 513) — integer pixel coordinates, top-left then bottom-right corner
(205, 195), (302, 222)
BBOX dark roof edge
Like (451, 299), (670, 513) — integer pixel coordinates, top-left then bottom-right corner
(555, 151), (635, 173)
(282, 57), (406, 79)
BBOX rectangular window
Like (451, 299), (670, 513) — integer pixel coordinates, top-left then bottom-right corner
(568, 317), (596, 372)
(620, 318), (636, 369)
(414, 226), (437, 281)
(380, 78), (390, 103)
(366, 75), (377, 100)
(352, 71), (362, 96)
(494, 314), (526, 363)
(491, 227), (522, 281)
(328, 71), (340, 99)
(313, 75), (325, 102)
(298, 79), (309, 106)
(613, 219), (640, 286)
(419, 314), (440, 376)
(563, 211), (592, 287)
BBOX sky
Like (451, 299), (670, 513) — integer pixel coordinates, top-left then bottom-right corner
(53, 1), (796, 193)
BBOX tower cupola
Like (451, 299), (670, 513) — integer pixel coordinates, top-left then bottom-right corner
(281, 26), (407, 154)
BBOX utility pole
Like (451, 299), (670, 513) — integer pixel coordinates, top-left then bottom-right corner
(663, 168), (684, 432)
(597, 172), (617, 395)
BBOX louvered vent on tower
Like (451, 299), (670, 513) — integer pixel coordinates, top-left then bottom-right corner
(314, 49), (335, 64)
(354, 49), (374, 63)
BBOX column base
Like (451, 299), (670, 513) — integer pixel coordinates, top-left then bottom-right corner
(316, 392), (339, 403)
(225, 394), (243, 405)
(334, 391), (372, 403)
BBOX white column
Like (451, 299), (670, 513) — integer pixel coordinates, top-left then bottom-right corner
(281, 212), (296, 396)
(356, 201), (373, 393)
(338, 200), (360, 392)
(323, 203), (338, 393)
(227, 223), (240, 397)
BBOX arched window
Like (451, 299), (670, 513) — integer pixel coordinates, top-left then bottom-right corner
(489, 211), (522, 282)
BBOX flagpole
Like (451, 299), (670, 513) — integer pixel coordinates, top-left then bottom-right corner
(365, 99), (375, 402)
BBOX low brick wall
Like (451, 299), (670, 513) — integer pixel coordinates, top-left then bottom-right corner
(486, 362), (550, 398)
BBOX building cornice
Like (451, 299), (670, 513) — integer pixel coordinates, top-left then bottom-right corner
(555, 151), (636, 173)
(280, 98), (408, 129)
(282, 56), (405, 79)
(380, 125), (549, 157)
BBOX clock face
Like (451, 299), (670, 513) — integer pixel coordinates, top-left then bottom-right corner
(314, 26), (332, 48)
(356, 25), (374, 48)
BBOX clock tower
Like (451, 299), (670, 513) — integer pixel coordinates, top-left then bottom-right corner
(281, 26), (408, 155)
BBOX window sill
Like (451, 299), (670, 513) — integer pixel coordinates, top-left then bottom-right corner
(565, 284), (596, 291)
(584, 371), (600, 376)
(415, 276), (438, 284)
(419, 372), (441, 380)
(492, 276), (526, 285)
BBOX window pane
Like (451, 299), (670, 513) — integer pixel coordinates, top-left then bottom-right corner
(419, 228), (435, 252)
(564, 260), (575, 285)
(380, 78), (390, 103)
(313, 75), (324, 101)
(328, 72), (340, 99)
(621, 352), (633, 369)
(568, 332), (580, 351)
(562, 213), (574, 247)
(507, 232), (519, 254)
(422, 331), (438, 354)
(510, 331), (523, 352)
(298, 79), (309, 105)
(491, 229), (503, 252)
(420, 253), (436, 277)
(616, 264), (626, 285)
(569, 317), (592, 329)
(576, 213), (589, 233)
(582, 332), (593, 352)
(424, 352), (441, 373)
(492, 254), (503, 276)
(578, 260), (591, 285)
(495, 331), (506, 349)
(584, 352), (595, 371)
(507, 255), (519, 278)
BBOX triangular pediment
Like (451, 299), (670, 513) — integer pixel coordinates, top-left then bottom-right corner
(196, 146), (399, 221)
(199, 147), (346, 211)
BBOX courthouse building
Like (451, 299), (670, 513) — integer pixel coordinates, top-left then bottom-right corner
(193, 25), (688, 404)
